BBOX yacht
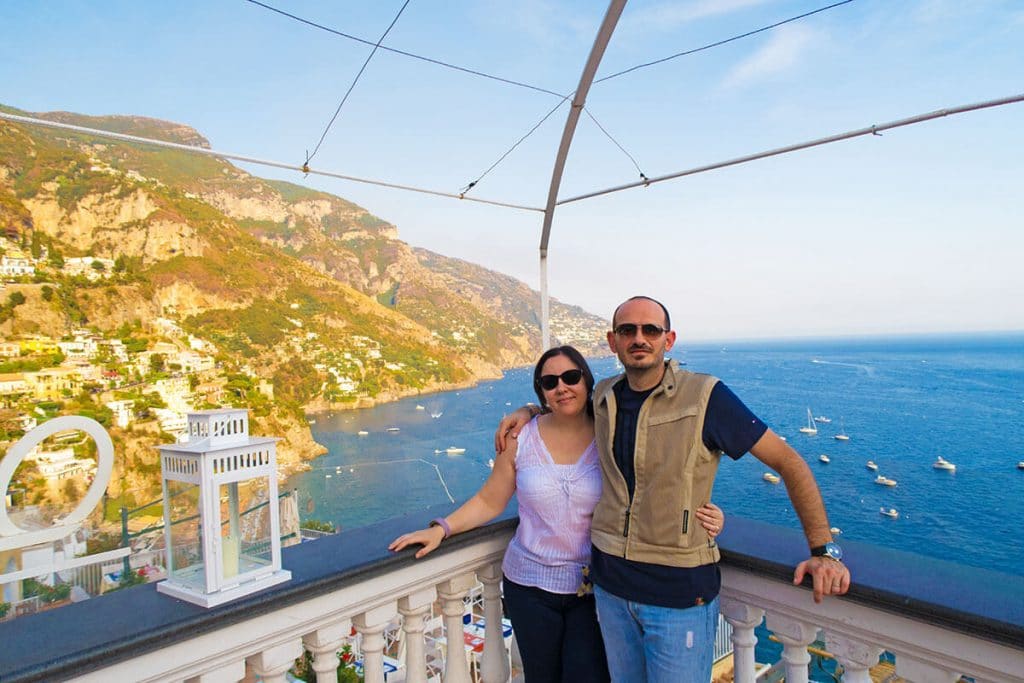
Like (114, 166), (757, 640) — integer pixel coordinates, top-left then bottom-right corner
(834, 418), (850, 441)
(814, 415), (832, 423)
(445, 446), (466, 455)
(866, 460), (878, 471)
(875, 475), (898, 487)
(762, 472), (780, 484)
(819, 454), (830, 464)
(1018, 461), (1024, 470)
(357, 430), (369, 436)
(415, 405), (425, 410)
(386, 427), (400, 433)
(880, 507), (899, 519)
(830, 526), (843, 535)
(799, 408), (818, 435)
(933, 456), (956, 471)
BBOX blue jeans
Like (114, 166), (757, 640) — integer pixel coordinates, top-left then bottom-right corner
(594, 585), (719, 683)
(503, 577), (610, 682)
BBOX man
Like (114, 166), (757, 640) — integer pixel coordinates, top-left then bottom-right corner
(497, 295), (850, 683)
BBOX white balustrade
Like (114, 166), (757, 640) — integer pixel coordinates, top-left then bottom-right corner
(40, 530), (1022, 683)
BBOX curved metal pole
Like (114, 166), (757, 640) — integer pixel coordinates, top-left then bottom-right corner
(539, 0), (628, 349)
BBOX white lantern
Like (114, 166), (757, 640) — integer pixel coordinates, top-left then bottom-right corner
(156, 409), (290, 607)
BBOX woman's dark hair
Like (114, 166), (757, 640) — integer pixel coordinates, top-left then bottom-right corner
(532, 345), (595, 418)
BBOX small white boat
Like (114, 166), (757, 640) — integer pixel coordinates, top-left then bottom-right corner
(830, 527), (842, 535)
(763, 472), (780, 484)
(814, 415), (832, 424)
(933, 456), (956, 471)
(415, 405), (425, 411)
(834, 418), (850, 441)
(386, 427), (400, 433)
(308, 418), (316, 425)
(799, 408), (818, 435)
(430, 411), (443, 419)
(779, 436), (787, 442)
(325, 474), (332, 479)
(357, 430), (369, 436)
(874, 475), (897, 487)
(880, 507), (899, 519)
(866, 460), (878, 471)
(487, 458), (495, 469)
(434, 449), (443, 454)
(446, 446), (466, 455)
(819, 454), (830, 464)
(1018, 461), (1024, 470)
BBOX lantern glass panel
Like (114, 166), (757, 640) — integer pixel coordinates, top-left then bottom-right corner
(218, 480), (272, 581)
(165, 480), (204, 591)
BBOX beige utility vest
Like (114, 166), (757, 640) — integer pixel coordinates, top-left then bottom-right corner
(591, 360), (722, 567)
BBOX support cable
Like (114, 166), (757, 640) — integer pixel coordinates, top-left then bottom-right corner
(595, 0), (857, 85)
(583, 107), (647, 181)
(245, 0), (565, 99)
(458, 95), (571, 197)
(0, 112), (543, 212)
(557, 93), (1024, 206)
(305, 0), (411, 165)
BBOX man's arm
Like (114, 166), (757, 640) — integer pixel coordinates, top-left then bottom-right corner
(750, 428), (851, 603)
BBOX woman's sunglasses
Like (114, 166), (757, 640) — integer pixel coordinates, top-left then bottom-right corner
(538, 369), (584, 391)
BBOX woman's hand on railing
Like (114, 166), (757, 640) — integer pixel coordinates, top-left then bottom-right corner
(388, 525), (446, 559)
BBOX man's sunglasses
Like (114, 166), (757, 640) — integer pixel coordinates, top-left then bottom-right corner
(538, 369), (584, 391)
(613, 323), (667, 339)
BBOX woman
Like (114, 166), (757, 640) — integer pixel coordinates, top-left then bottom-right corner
(389, 346), (724, 682)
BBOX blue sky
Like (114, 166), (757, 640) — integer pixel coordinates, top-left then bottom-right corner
(2, 0), (1022, 341)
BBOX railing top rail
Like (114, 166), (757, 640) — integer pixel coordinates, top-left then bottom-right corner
(1, 510), (1021, 682)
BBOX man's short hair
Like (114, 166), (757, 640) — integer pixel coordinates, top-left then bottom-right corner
(612, 295), (671, 330)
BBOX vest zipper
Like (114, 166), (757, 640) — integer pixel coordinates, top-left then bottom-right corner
(681, 509), (689, 534)
(623, 505), (631, 537)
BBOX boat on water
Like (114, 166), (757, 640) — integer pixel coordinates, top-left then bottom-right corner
(866, 460), (878, 471)
(830, 526), (842, 535)
(446, 446), (466, 455)
(386, 427), (400, 433)
(762, 472), (780, 484)
(357, 430), (369, 436)
(933, 456), (956, 471)
(834, 418), (850, 441)
(814, 415), (832, 424)
(819, 454), (830, 464)
(415, 405), (425, 411)
(434, 449), (443, 454)
(430, 411), (443, 419)
(874, 475), (898, 487)
(880, 507), (899, 519)
(1018, 461), (1024, 470)
(487, 458), (495, 469)
(779, 436), (787, 442)
(799, 408), (818, 435)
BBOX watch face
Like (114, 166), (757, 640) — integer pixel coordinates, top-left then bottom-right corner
(825, 542), (843, 561)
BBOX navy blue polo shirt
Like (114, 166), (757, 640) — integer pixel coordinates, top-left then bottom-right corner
(590, 378), (767, 608)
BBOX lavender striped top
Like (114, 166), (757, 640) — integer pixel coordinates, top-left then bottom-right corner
(501, 418), (602, 594)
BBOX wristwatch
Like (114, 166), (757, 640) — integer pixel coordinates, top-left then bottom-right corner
(810, 541), (843, 562)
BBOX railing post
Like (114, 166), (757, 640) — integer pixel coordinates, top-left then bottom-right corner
(766, 614), (817, 683)
(437, 573), (477, 683)
(720, 598), (764, 683)
(825, 633), (883, 683)
(399, 587), (437, 683)
(247, 639), (304, 683)
(353, 602), (398, 683)
(303, 618), (352, 683)
(120, 505), (132, 576)
(477, 562), (510, 683)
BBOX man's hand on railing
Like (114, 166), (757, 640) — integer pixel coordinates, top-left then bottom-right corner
(793, 556), (851, 604)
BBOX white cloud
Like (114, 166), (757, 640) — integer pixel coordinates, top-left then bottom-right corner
(721, 24), (816, 89)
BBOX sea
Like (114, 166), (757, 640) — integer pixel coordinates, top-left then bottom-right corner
(289, 332), (1024, 578)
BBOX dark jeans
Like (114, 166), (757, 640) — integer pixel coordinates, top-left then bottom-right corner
(503, 576), (610, 683)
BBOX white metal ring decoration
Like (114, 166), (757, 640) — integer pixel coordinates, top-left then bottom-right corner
(0, 416), (114, 550)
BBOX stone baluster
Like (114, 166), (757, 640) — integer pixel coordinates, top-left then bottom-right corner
(720, 598), (764, 683)
(399, 587), (437, 683)
(303, 619), (352, 683)
(353, 602), (398, 683)
(766, 614), (818, 683)
(246, 639), (304, 683)
(477, 562), (510, 683)
(437, 573), (477, 683)
(825, 633), (883, 683)
(184, 659), (246, 683)
(891, 653), (964, 683)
